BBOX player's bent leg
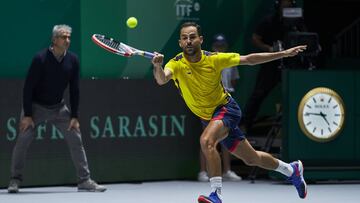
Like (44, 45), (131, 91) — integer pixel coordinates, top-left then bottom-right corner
(199, 120), (228, 177)
(230, 139), (307, 199)
(198, 120), (228, 203)
(231, 139), (278, 169)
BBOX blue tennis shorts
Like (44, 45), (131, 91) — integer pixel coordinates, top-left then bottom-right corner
(201, 97), (246, 152)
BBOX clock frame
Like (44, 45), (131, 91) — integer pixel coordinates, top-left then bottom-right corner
(297, 87), (345, 142)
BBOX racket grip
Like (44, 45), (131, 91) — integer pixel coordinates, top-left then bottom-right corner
(144, 51), (155, 59)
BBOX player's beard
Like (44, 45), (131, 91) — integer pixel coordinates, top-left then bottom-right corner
(183, 45), (200, 56)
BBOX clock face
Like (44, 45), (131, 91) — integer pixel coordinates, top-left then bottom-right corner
(298, 87), (345, 142)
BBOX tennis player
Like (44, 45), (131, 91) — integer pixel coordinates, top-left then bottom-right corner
(151, 22), (307, 203)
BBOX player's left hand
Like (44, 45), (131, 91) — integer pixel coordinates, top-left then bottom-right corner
(68, 118), (80, 132)
(283, 45), (307, 57)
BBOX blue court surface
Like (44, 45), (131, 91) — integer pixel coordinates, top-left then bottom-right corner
(1, 180), (359, 203)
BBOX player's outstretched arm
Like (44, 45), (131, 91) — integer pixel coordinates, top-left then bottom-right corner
(240, 45), (307, 66)
(152, 52), (172, 85)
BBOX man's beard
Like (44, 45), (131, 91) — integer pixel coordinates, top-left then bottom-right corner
(183, 46), (198, 56)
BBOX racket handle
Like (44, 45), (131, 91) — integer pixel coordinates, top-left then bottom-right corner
(144, 51), (155, 59)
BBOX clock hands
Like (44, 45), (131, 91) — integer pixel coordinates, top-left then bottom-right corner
(305, 111), (330, 126)
(320, 111), (330, 126)
(305, 112), (322, 116)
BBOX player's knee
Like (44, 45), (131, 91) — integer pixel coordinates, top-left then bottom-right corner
(200, 136), (216, 152)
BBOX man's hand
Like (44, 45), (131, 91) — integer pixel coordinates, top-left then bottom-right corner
(151, 52), (164, 69)
(151, 52), (172, 85)
(283, 45), (307, 57)
(68, 118), (80, 132)
(19, 116), (35, 133)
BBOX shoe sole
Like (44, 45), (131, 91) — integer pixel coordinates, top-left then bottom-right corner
(297, 160), (308, 199)
(198, 196), (214, 203)
(8, 190), (19, 193)
(78, 188), (107, 192)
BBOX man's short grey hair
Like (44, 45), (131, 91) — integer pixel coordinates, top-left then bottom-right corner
(52, 24), (72, 37)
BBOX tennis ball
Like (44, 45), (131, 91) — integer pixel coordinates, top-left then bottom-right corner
(126, 17), (138, 28)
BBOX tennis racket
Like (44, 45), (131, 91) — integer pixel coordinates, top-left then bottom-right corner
(91, 34), (155, 59)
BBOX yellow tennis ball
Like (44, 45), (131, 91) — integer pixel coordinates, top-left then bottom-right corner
(126, 17), (138, 28)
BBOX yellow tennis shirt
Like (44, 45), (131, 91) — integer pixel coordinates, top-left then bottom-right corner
(165, 51), (240, 120)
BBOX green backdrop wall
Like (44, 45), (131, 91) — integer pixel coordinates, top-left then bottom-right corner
(0, 0), (80, 78)
(0, 0), (294, 116)
(282, 70), (360, 180)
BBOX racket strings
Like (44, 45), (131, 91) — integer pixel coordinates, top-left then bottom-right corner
(101, 38), (120, 50)
(93, 34), (150, 57)
(99, 37), (129, 54)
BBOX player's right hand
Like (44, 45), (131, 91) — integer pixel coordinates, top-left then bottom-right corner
(152, 52), (164, 69)
(19, 116), (35, 133)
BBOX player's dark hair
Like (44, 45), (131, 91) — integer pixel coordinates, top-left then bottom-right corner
(180, 22), (202, 36)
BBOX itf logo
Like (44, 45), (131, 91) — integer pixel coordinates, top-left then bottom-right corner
(175, 0), (201, 20)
